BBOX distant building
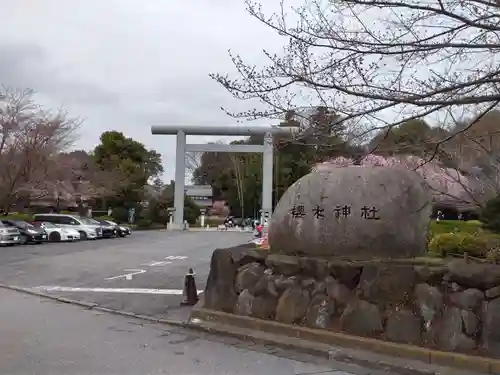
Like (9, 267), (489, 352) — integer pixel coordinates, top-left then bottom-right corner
(185, 185), (213, 209)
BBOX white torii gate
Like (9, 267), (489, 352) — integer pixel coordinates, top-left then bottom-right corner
(150, 125), (298, 229)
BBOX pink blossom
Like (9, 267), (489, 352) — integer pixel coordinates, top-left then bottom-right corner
(315, 155), (476, 205)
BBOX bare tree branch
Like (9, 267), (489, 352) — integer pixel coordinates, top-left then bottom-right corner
(211, 0), (500, 149)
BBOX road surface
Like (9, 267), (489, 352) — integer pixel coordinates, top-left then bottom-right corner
(0, 231), (478, 375)
(0, 288), (371, 375)
(0, 230), (251, 321)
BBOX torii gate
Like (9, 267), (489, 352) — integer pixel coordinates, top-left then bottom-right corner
(150, 125), (298, 229)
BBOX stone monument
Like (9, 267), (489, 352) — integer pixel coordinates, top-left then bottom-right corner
(268, 165), (432, 259)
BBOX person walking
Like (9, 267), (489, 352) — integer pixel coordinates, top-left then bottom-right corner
(256, 222), (264, 238)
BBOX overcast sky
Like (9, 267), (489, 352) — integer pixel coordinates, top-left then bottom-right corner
(0, 0), (286, 181)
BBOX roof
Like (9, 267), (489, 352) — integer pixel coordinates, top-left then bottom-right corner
(185, 185), (213, 197)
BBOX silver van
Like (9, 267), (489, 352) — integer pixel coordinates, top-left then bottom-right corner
(33, 214), (103, 240)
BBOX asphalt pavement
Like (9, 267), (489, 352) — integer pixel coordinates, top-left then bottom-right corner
(0, 230), (476, 375)
(0, 230), (252, 321)
(0, 288), (368, 375)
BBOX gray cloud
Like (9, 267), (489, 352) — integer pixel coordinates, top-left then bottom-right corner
(0, 0), (285, 181)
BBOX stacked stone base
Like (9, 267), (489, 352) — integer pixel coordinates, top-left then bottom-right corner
(202, 245), (500, 358)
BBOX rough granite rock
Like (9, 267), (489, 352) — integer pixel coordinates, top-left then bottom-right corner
(415, 266), (448, 285)
(482, 298), (500, 354)
(325, 277), (353, 307)
(305, 294), (335, 329)
(339, 300), (383, 336)
(300, 258), (330, 280)
(275, 276), (298, 293)
(230, 246), (268, 267)
(252, 295), (277, 320)
(357, 264), (417, 305)
(437, 307), (476, 352)
(486, 286), (500, 299)
(415, 283), (443, 332)
(449, 289), (484, 311)
(275, 285), (311, 324)
(446, 261), (500, 290)
(235, 262), (265, 293)
(312, 280), (327, 296)
(461, 310), (479, 336)
(268, 166), (431, 258)
(203, 247), (240, 312)
(253, 271), (279, 298)
(328, 261), (363, 289)
(265, 254), (301, 276)
(385, 309), (422, 345)
(235, 289), (254, 316)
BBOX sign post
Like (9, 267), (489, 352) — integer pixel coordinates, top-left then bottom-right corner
(128, 208), (136, 224)
(200, 208), (206, 228)
(167, 207), (176, 231)
(260, 209), (270, 229)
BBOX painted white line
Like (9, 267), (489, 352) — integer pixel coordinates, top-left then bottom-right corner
(33, 286), (204, 295)
(105, 269), (146, 281)
(141, 261), (173, 267)
(165, 256), (188, 260)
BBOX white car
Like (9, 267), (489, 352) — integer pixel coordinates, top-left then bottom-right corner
(33, 214), (102, 240)
(34, 222), (81, 242)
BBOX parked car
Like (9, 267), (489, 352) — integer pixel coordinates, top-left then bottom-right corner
(0, 221), (21, 246)
(32, 221), (81, 242)
(2, 220), (48, 244)
(104, 220), (132, 237)
(90, 218), (118, 238)
(33, 214), (103, 240)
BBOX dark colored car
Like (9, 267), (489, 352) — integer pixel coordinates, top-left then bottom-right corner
(91, 219), (118, 238)
(105, 220), (131, 237)
(2, 220), (48, 244)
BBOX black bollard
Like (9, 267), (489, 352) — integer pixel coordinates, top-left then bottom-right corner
(181, 267), (198, 306)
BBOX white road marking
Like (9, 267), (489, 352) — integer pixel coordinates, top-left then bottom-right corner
(140, 261), (173, 267)
(105, 269), (146, 281)
(164, 256), (188, 260)
(33, 286), (204, 295)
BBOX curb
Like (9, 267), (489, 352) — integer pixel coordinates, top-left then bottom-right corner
(190, 307), (500, 375)
(0, 284), (189, 328)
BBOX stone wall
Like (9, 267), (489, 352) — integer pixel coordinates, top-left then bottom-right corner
(203, 245), (500, 358)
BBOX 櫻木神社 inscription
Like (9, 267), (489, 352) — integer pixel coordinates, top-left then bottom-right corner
(289, 204), (381, 220)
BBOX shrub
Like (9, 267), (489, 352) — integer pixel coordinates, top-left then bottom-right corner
(135, 218), (153, 229)
(111, 207), (129, 224)
(184, 197), (200, 225)
(466, 220), (483, 226)
(428, 232), (500, 258)
(482, 196), (500, 233)
(204, 217), (226, 227)
(429, 219), (483, 238)
(2, 213), (34, 222)
(95, 215), (114, 222)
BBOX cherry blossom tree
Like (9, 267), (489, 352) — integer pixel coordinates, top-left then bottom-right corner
(315, 154), (490, 208)
(211, 200), (230, 217)
(213, 0), (500, 128)
(0, 87), (80, 211)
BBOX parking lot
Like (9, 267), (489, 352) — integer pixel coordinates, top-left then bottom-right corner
(0, 230), (252, 322)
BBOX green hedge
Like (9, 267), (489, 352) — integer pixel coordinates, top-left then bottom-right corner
(1, 214), (34, 222)
(428, 232), (500, 258)
(95, 215), (114, 222)
(429, 220), (484, 238)
(130, 222), (165, 230)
